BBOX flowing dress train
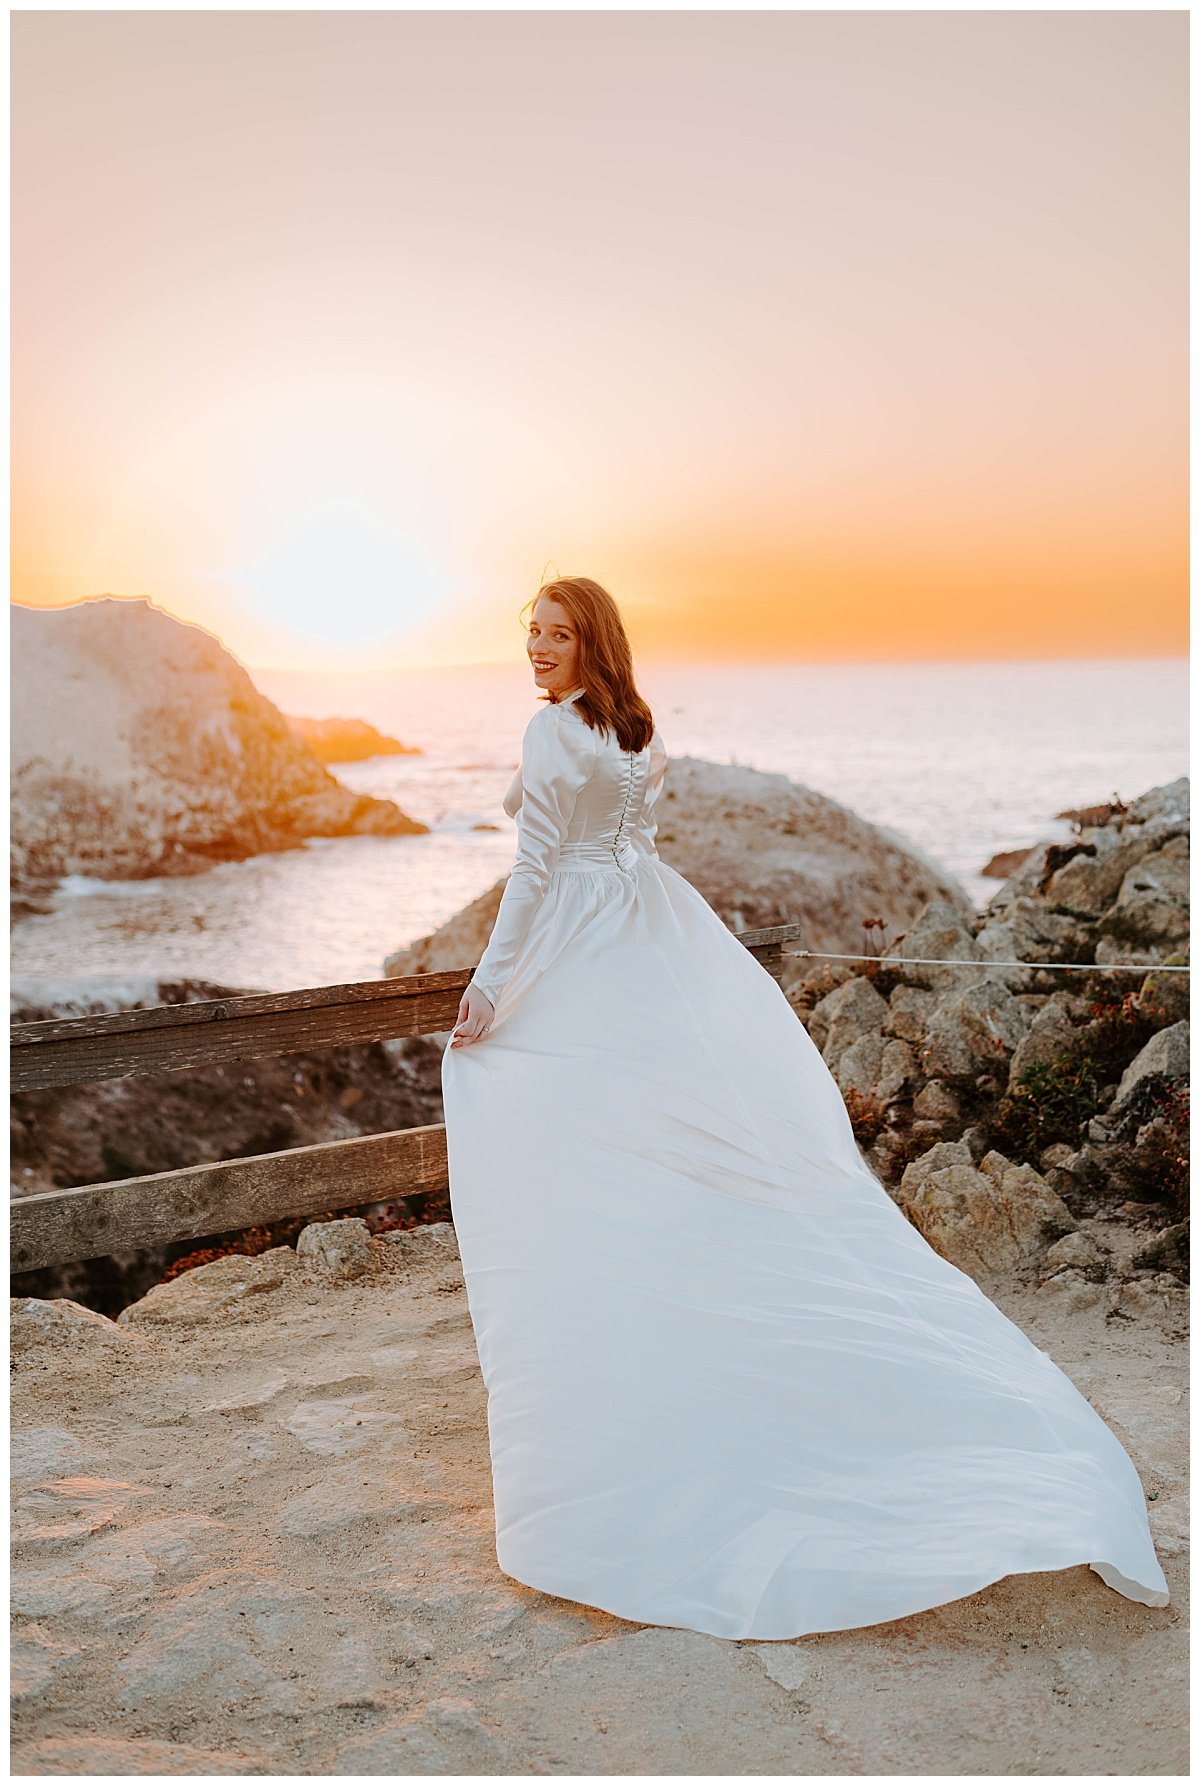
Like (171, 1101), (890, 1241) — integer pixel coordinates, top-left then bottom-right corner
(439, 686), (1171, 1641)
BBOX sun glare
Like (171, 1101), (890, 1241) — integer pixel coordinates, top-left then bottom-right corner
(229, 499), (450, 647)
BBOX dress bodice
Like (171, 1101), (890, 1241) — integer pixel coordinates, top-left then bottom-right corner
(500, 687), (667, 868)
(471, 688), (669, 1007)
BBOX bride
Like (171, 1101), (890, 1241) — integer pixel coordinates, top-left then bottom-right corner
(439, 575), (1170, 1642)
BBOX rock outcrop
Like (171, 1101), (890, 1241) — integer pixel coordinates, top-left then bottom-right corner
(896, 1141), (1075, 1285)
(799, 777), (1189, 1277)
(284, 714), (421, 763)
(10, 598), (427, 890)
(384, 752), (973, 985)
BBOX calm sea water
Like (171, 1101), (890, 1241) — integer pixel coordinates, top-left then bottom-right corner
(11, 658), (1188, 1002)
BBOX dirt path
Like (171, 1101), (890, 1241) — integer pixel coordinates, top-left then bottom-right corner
(10, 1223), (1187, 1775)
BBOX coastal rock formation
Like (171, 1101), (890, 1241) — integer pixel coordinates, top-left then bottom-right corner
(10, 598), (427, 890)
(384, 752), (973, 987)
(800, 777), (1189, 1247)
(284, 714), (421, 763)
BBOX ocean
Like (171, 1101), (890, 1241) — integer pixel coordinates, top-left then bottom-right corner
(10, 657), (1188, 1002)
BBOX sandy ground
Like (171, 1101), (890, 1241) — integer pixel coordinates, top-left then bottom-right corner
(10, 1223), (1187, 1776)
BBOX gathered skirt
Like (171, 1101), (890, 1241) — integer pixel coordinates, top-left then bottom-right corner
(439, 851), (1170, 1640)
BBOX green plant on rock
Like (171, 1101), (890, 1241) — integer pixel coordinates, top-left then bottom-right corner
(990, 1056), (1100, 1158)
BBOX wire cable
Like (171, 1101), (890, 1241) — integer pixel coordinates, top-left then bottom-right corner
(782, 948), (1189, 974)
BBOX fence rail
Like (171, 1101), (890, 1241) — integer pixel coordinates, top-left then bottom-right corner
(10, 923), (801, 1272)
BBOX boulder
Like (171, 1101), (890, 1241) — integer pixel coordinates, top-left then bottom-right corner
(1038, 1229), (1107, 1281)
(296, 1217), (373, 1279)
(897, 1141), (1075, 1281)
(11, 598), (427, 888)
(1007, 991), (1093, 1087)
(386, 756), (974, 990)
(809, 976), (888, 1060)
(1110, 1022), (1190, 1115)
(881, 901), (984, 992)
(10, 1297), (134, 1353)
(1097, 844), (1190, 958)
(1035, 1268), (1107, 1313)
(919, 981), (1033, 1086)
(117, 1247), (295, 1327)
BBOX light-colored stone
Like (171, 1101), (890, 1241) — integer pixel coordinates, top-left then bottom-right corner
(1110, 1022), (1190, 1115)
(1035, 1269), (1106, 1313)
(883, 983), (937, 1043)
(912, 1079), (967, 1125)
(898, 1143), (1075, 1280)
(1113, 1274), (1189, 1330)
(920, 981), (1033, 1086)
(882, 900), (984, 991)
(10, 1297), (134, 1352)
(118, 1247), (296, 1327)
(831, 1030), (886, 1097)
(1039, 1230), (1105, 1281)
(810, 975), (889, 1061)
(296, 1216), (373, 1278)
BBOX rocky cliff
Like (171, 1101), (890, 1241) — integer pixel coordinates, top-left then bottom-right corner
(10, 598), (427, 891)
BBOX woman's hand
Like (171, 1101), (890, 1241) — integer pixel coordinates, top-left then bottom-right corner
(450, 981), (496, 1048)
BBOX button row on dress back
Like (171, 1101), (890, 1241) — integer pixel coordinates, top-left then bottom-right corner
(613, 750), (636, 862)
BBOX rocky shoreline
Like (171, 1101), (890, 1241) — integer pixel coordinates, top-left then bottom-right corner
(10, 776), (1188, 1331)
(10, 767), (1189, 1770)
(10, 598), (427, 902)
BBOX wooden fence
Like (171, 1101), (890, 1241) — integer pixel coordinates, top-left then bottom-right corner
(10, 924), (802, 1272)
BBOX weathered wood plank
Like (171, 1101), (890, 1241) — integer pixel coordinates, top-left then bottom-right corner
(9, 923), (808, 1268)
(735, 923), (806, 950)
(10, 1124), (449, 1272)
(10, 926), (804, 1091)
(10, 972), (472, 1091)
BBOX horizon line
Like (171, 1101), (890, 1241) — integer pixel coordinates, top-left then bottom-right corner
(243, 650), (1191, 675)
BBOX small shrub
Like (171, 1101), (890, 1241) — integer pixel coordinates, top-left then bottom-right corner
(990, 1057), (1099, 1158)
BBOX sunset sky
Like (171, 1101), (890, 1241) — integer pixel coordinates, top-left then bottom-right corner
(10, 10), (1188, 672)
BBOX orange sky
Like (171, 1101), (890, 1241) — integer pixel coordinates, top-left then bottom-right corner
(10, 10), (1188, 671)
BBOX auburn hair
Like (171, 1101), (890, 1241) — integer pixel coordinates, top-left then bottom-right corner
(522, 575), (655, 753)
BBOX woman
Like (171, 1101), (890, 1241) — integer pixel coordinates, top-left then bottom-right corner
(440, 575), (1170, 1642)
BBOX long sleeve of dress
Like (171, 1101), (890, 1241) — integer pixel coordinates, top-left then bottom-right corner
(631, 727), (669, 859)
(469, 705), (597, 1009)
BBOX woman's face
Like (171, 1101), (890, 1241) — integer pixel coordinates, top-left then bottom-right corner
(527, 597), (581, 698)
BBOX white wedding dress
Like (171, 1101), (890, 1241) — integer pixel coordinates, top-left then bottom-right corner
(440, 686), (1170, 1641)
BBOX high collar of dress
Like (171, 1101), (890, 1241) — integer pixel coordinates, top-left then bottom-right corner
(553, 686), (585, 709)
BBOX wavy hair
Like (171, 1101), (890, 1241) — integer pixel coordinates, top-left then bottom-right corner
(522, 576), (655, 753)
